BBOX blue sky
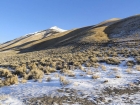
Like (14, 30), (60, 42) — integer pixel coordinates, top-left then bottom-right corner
(0, 0), (140, 43)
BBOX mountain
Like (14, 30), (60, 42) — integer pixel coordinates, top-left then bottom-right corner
(1, 14), (140, 52)
(0, 26), (67, 51)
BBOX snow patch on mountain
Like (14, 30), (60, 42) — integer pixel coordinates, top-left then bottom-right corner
(50, 26), (67, 32)
(1, 26), (66, 45)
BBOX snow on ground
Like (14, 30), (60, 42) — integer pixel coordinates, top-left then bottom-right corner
(0, 95), (24, 105)
(0, 57), (140, 104)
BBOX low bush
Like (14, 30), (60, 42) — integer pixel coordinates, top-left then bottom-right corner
(106, 57), (120, 65)
(59, 76), (69, 86)
(3, 75), (18, 86)
(0, 68), (12, 78)
(92, 74), (100, 79)
(46, 76), (51, 82)
(28, 69), (44, 80)
(136, 65), (140, 71)
(126, 61), (135, 66)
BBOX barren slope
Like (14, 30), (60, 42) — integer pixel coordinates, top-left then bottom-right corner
(104, 14), (140, 39)
(1, 15), (140, 52)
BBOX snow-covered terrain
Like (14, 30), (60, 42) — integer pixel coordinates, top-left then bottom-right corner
(0, 57), (140, 105)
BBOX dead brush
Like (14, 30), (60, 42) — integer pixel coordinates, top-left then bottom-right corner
(115, 74), (121, 78)
(85, 62), (91, 67)
(136, 65), (140, 71)
(3, 75), (18, 86)
(0, 78), (4, 87)
(59, 76), (69, 86)
(0, 68), (12, 78)
(90, 57), (98, 63)
(29, 69), (44, 80)
(101, 65), (106, 71)
(79, 65), (85, 71)
(43, 67), (51, 75)
(65, 70), (75, 77)
(92, 74), (100, 79)
(86, 70), (93, 75)
(46, 66), (56, 73)
(54, 73), (59, 78)
(126, 69), (131, 73)
(93, 63), (100, 68)
(38, 79), (42, 83)
(46, 76), (51, 82)
(103, 80), (108, 83)
(49, 67), (56, 73)
(111, 68), (118, 72)
(21, 78), (27, 83)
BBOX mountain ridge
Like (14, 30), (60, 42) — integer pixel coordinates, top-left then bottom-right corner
(1, 14), (140, 52)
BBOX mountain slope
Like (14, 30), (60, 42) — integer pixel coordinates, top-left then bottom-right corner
(1, 14), (140, 52)
(104, 14), (140, 39)
(0, 26), (66, 51)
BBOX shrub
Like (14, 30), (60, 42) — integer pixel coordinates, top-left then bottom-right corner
(106, 57), (120, 65)
(126, 61), (135, 66)
(115, 74), (121, 78)
(54, 73), (59, 78)
(49, 67), (56, 73)
(126, 69), (131, 73)
(0, 78), (4, 87)
(29, 69), (44, 80)
(111, 68), (118, 71)
(92, 63), (100, 68)
(103, 80), (108, 83)
(43, 67), (50, 75)
(86, 70), (93, 75)
(0, 68), (12, 78)
(59, 76), (69, 86)
(66, 70), (75, 77)
(21, 78), (27, 83)
(46, 76), (51, 82)
(85, 62), (91, 67)
(92, 74), (100, 79)
(3, 75), (18, 86)
(45, 66), (56, 73)
(136, 65), (140, 71)
(136, 57), (140, 64)
(101, 65), (106, 71)
(90, 57), (98, 62)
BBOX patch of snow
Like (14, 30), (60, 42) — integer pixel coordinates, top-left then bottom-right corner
(50, 26), (67, 32)
(0, 95), (24, 105)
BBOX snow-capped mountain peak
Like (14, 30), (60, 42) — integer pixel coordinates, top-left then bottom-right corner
(50, 26), (67, 32)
